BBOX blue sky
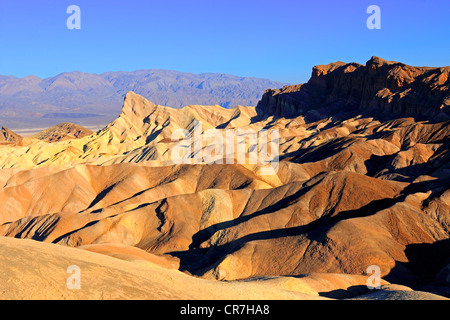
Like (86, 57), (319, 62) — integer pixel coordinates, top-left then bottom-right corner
(0, 0), (449, 83)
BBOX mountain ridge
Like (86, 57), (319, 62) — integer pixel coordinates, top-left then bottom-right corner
(0, 69), (288, 130)
(256, 56), (450, 121)
(0, 126), (23, 144)
(33, 122), (94, 143)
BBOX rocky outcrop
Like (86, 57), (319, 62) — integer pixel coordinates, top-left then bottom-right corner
(0, 126), (22, 144)
(33, 122), (93, 143)
(256, 57), (450, 120)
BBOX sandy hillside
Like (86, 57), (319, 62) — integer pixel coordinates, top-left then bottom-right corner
(2, 236), (448, 300)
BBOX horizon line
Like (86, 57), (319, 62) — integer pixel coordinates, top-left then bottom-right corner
(0, 68), (294, 85)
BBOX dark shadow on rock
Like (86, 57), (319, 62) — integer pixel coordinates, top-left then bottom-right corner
(188, 181), (317, 250)
(318, 285), (371, 299)
(364, 146), (450, 184)
(384, 239), (450, 297)
(216, 111), (241, 129)
(172, 192), (407, 276)
(13, 215), (60, 242)
(87, 183), (118, 210)
(281, 136), (356, 163)
(52, 219), (101, 244)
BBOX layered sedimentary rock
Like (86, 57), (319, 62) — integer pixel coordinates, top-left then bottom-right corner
(256, 57), (450, 121)
(0, 57), (449, 299)
(33, 122), (94, 143)
(0, 126), (22, 144)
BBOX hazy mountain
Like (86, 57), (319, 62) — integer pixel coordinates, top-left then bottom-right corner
(0, 70), (288, 130)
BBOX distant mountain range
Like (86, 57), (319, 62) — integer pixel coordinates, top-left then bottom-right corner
(0, 70), (288, 130)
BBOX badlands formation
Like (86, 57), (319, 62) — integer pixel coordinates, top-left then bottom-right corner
(0, 57), (449, 300)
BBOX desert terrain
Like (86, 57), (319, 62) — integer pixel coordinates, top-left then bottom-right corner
(0, 57), (449, 300)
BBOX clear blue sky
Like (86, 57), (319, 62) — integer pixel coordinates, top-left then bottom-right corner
(0, 0), (449, 84)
